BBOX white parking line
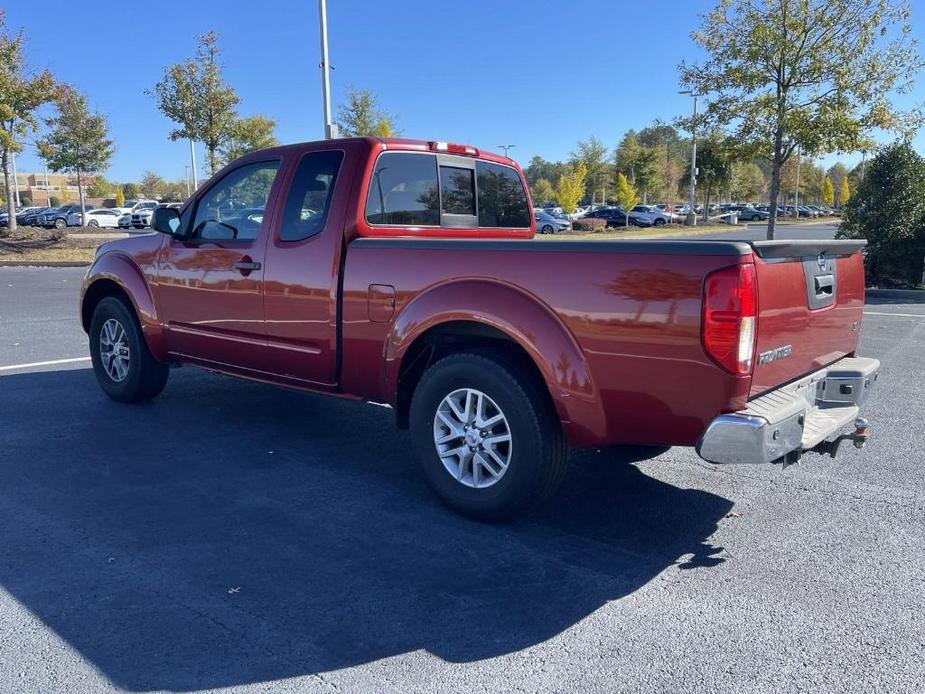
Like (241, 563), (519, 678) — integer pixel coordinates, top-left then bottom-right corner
(0, 357), (91, 373)
(864, 311), (925, 318)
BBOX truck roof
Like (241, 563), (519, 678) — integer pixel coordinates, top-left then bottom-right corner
(246, 136), (518, 167)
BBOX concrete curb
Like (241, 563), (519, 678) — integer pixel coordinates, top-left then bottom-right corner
(0, 260), (91, 268)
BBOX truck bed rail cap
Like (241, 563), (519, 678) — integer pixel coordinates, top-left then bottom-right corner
(352, 238), (754, 256)
(750, 239), (867, 258)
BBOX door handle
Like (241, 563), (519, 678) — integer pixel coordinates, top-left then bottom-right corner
(234, 258), (262, 273)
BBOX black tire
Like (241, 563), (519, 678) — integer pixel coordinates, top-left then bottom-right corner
(89, 296), (169, 403)
(409, 351), (568, 521)
(751, 214), (761, 221)
(653, 218), (666, 226)
(541, 224), (554, 234)
(88, 219), (99, 227)
(54, 218), (66, 229)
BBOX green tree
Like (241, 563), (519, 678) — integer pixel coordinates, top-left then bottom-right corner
(530, 178), (556, 206)
(139, 170), (166, 199)
(822, 176), (834, 206)
(336, 87), (399, 137)
(523, 156), (564, 186)
(614, 172), (640, 228)
(122, 182), (140, 199)
(555, 162), (587, 215)
(115, 186), (125, 208)
(729, 161), (767, 202)
(150, 31), (239, 176)
(681, 0), (923, 239)
(36, 86), (113, 225)
(86, 174), (111, 198)
(48, 195), (61, 207)
(681, 137), (732, 221)
(571, 136), (609, 205)
(838, 142), (925, 286)
(839, 177), (851, 208)
(0, 11), (55, 233)
(217, 114), (278, 166)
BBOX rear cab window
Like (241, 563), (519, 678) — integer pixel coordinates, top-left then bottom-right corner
(363, 149), (531, 236)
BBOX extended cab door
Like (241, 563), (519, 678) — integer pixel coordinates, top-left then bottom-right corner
(156, 159), (283, 373)
(260, 144), (352, 386)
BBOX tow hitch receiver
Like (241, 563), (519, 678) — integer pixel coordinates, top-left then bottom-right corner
(814, 418), (870, 458)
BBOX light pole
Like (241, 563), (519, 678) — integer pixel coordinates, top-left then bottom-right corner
(498, 144), (516, 158)
(679, 90), (699, 226)
(793, 146), (801, 216)
(318, 0), (337, 139)
(188, 139), (199, 190)
(184, 165), (191, 198)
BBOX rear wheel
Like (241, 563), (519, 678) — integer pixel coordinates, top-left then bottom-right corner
(89, 296), (169, 403)
(410, 352), (568, 521)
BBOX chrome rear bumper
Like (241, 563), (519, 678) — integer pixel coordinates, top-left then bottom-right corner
(696, 356), (880, 465)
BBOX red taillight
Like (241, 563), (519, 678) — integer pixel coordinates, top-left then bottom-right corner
(702, 263), (758, 375)
(429, 141), (479, 156)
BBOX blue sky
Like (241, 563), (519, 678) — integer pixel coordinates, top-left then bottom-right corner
(7, 0), (925, 182)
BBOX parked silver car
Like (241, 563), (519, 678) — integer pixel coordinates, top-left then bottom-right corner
(534, 209), (570, 234)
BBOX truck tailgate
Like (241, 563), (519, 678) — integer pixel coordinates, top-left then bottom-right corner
(749, 240), (867, 397)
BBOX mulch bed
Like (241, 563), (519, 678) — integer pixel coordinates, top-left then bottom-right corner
(0, 226), (111, 254)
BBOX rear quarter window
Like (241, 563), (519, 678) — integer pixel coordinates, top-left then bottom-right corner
(476, 161), (530, 228)
(365, 153), (439, 226)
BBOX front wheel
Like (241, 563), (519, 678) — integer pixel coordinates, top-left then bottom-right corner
(87, 219), (99, 227)
(54, 218), (66, 229)
(410, 352), (568, 521)
(89, 296), (169, 403)
(540, 224), (554, 234)
(653, 218), (666, 226)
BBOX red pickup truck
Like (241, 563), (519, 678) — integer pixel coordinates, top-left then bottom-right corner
(80, 137), (879, 519)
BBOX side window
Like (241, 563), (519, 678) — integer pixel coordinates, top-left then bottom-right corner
(476, 161), (531, 228)
(439, 166), (475, 216)
(279, 150), (344, 242)
(365, 153), (439, 226)
(191, 161), (280, 241)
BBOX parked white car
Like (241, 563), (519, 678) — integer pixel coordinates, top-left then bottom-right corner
(119, 199), (159, 215)
(81, 209), (123, 228)
(534, 209), (570, 234)
(630, 205), (671, 226)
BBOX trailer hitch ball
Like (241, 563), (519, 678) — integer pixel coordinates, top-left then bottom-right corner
(852, 417), (870, 449)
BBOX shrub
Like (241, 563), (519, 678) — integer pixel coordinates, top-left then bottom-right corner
(571, 217), (607, 232)
(838, 142), (925, 287)
(20, 195), (32, 206)
(49, 196), (62, 207)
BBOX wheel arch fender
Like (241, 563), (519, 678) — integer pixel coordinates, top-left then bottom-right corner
(81, 251), (168, 361)
(384, 279), (606, 444)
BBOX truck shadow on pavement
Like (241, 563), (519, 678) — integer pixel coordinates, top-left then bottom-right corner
(0, 368), (732, 692)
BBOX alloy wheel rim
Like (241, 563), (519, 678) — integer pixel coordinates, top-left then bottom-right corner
(99, 318), (130, 382)
(433, 388), (512, 489)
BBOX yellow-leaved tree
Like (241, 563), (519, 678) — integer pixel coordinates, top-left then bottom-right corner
(555, 162), (587, 214)
(839, 177), (850, 208)
(614, 172), (639, 228)
(822, 176), (834, 206)
(115, 186), (125, 208)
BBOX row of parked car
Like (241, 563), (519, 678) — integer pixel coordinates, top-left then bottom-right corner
(1, 199), (184, 230)
(534, 201), (837, 232)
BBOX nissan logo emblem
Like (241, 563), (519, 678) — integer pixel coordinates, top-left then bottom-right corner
(817, 252), (827, 271)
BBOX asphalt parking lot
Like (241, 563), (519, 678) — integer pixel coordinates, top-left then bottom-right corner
(1, 229), (923, 693)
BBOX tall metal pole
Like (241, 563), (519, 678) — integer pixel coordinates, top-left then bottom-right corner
(319, 0), (337, 139)
(44, 165), (50, 206)
(188, 139), (198, 189)
(793, 146), (801, 215)
(184, 166), (191, 198)
(682, 92), (699, 226)
(11, 153), (21, 207)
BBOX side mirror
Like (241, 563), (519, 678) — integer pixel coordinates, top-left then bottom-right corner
(152, 207), (182, 235)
